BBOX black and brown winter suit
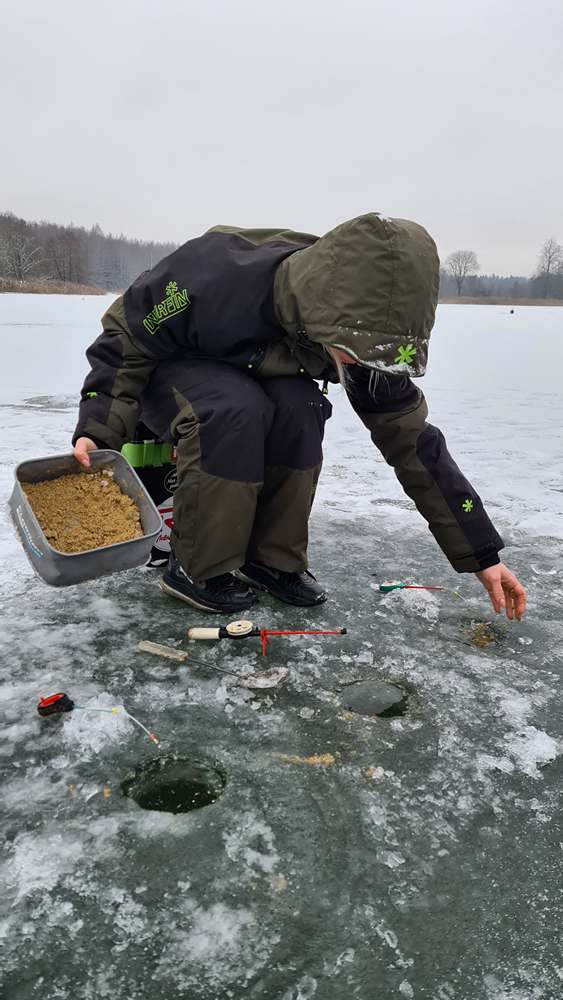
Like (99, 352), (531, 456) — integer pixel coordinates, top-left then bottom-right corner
(73, 214), (504, 578)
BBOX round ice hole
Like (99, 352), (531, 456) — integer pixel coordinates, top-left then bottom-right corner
(340, 679), (408, 719)
(121, 754), (226, 813)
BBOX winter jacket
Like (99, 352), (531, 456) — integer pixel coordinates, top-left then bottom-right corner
(73, 215), (504, 573)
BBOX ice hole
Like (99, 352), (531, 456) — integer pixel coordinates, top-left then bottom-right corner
(121, 754), (226, 813)
(340, 679), (408, 719)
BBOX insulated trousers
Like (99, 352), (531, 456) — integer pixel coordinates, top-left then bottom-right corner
(139, 360), (332, 579)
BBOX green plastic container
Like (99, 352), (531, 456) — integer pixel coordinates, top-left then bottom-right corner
(121, 440), (177, 565)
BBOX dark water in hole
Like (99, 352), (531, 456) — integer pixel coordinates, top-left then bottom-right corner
(122, 754), (226, 813)
(340, 679), (408, 718)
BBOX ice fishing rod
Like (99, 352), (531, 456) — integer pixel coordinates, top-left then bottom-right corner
(37, 692), (160, 745)
(187, 619), (347, 656)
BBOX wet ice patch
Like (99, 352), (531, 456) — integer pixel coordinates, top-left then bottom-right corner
(106, 887), (150, 952)
(0, 676), (56, 709)
(3, 720), (37, 746)
(368, 802), (388, 826)
(7, 831), (84, 904)
(25, 897), (84, 940)
(62, 691), (131, 756)
(399, 982), (415, 998)
(490, 687), (560, 778)
(179, 903), (254, 960)
(483, 972), (548, 999)
(4, 772), (68, 814)
(85, 595), (127, 625)
(121, 808), (191, 839)
(282, 976), (318, 999)
(499, 693), (534, 727)
(477, 754), (515, 776)
(377, 849), (406, 869)
(324, 947), (355, 977)
(0, 917), (13, 942)
(224, 813), (280, 876)
(504, 726), (559, 778)
(157, 902), (276, 990)
(379, 583), (440, 622)
(514, 511), (563, 539)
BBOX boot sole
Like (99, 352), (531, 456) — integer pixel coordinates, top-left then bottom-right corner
(159, 578), (257, 615)
(235, 570), (327, 608)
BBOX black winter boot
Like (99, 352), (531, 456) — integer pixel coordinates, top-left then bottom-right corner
(161, 555), (258, 614)
(236, 561), (327, 607)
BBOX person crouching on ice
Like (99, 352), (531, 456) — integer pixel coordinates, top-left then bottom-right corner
(72, 214), (526, 620)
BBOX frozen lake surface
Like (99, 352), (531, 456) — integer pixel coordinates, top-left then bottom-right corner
(1, 295), (562, 999)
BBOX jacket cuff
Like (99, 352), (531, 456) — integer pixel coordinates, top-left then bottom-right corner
(475, 551), (501, 571)
(449, 545), (502, 574)
(72, 419), (126, 452)
(71, 431), (110, 450)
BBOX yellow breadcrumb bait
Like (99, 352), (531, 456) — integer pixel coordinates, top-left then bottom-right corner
(23, 469), (143, 553)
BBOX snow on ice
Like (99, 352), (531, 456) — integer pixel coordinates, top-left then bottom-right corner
(0, 295), (562, 999)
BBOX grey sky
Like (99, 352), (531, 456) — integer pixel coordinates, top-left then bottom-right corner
(1, 0), (561, 275)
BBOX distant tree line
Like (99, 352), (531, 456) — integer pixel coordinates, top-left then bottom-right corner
(0, 211), (177, 291)
(1, 209), (562, 300)
(441, 238), (563, 299)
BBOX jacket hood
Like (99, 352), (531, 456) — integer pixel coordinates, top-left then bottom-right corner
(273, 213), (440, 377)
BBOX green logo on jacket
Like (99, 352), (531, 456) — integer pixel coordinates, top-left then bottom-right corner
(143, 280), (190, 335)
(394, 344), (417, 365)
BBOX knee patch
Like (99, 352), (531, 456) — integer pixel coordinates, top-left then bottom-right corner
(195, 387), (275, 482)
(265, 384), (332, 471)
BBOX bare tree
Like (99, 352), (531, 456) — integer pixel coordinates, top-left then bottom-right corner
(535, 237), (563, 298)
(0, 231), (42, 281)
(444, 250), (480, 296)
(0, 209), (177, 290)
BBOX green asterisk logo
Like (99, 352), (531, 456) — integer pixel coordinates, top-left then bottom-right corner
(165, 280), (178, 297)
(462, 498), (474, 513)
(395, 344), (417, 365)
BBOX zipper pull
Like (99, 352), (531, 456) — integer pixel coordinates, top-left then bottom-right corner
(322, 380), (329, 395)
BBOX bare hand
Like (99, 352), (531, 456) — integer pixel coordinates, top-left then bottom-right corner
(73, 437), (98, 469)
(475, 563), (526, 620)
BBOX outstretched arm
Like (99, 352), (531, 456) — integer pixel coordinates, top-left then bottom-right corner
(345, 367), (526, 617)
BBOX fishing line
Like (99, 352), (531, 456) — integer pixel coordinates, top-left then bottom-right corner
(37, 692), (160, 745)
(379, 582), (466, 600)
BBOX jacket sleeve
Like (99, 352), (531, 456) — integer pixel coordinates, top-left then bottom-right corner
(345, 368), (504, 573)
(72, 295), (159, 451)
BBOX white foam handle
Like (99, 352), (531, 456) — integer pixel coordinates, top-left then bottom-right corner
(187, 627), (221, 640)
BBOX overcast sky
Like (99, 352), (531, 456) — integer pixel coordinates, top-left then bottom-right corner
(1, 0), (561, 275)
